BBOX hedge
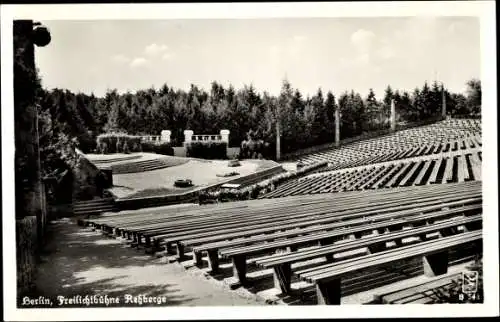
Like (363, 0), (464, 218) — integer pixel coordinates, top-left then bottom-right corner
(96, 133), (174, 155)
(198, 161), (328, 204)
(186, 141), (227, 159)
(96, 133), (142, 154)
(239, 140), (275, 160)
(141, 141), (174, 156)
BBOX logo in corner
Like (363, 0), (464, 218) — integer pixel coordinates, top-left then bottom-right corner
(462, 271), (478, 294)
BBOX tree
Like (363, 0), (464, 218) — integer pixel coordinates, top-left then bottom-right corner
(465, 78), (481, 115)
(324, 91), (337, 140)
(430, 81), (442, 117)
(365, 88), (381, 130)
(420, 81), (433, 118)
(291, 89), (305, 115)
(449, 93), (469, 116)
(412, 87), (424, 120)
(277, 79), (295, 152)
(311, 88), (328, 144)
(382, 85), (394, 122)
(398, 91), (413, 121)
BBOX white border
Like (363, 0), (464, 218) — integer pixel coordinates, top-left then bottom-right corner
(1, 2), (498, 321)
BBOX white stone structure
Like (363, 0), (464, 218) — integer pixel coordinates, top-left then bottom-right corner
(139, 135), (161, 142)
(183, 130), (194, 144)
(184, 129), (230, 144)
(161, 130), (171, 143)
(220, 129), (230, 144)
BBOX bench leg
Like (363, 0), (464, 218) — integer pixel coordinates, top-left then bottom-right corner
(319, 239), (335, 262)
(423, 251), (449, 277)
(440, 227), (457, 237)
(177, 242), (187, 261)
(319, 238), (335, 246)
(463, 221), (482, 232)
(144, 237), (156, 255)
(153, 239), (162, 253)
(387, 224), (403, 232)
(273, 263), (292, 294)
(166, 242), (175, 254)
(367, 242), (386, 254)
(194, 251), (204, 267)
(316, 279), (341, 305)
(232, 255), (247, 284)
(207, 250), (219, 274)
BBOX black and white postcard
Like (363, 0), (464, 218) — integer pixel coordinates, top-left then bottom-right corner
(2, 1), (498, 321)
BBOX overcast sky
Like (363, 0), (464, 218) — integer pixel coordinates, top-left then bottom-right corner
(35, 17), (480, 98)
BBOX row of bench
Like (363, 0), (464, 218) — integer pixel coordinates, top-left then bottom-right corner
(319, 137), (481, 173)
(437, 118), (482, 132)
(301, 135), (481, 171)
(262, 152), (482, 199)
(83, 181), (482, 304)
(298, 118), (481, 167)
(295, 229), (482, 304)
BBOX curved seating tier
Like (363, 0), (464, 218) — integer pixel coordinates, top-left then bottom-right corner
(263, 151), (482, 198)
(82, 181), (482, 305)
(297, 119), (481, 170)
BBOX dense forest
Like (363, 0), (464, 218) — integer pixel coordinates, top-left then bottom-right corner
(37, 77), (481, 174)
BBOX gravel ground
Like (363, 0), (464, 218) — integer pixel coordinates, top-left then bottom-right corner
(25, 218), (267, 308)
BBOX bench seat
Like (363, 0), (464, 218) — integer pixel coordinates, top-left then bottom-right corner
(295, 230), (482, 304)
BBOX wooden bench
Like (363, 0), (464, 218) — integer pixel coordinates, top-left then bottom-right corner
(295, 230), (482, 304)
(150, 187), (480, 246)
(122, 198), (344, 238)
(469, 153), (482, 181)
(172, 193), (481, 261)
(255, 214), (481, 294)
(376, 272), (462, 304)
(188, 200), (480, 274)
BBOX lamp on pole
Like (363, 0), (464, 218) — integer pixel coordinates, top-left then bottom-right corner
(441, 82), (447, 119)
(275, 99), (281, 161)
(13, 19), (51, 244)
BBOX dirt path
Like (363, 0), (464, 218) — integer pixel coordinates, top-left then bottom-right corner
(28, 218), (266, 307)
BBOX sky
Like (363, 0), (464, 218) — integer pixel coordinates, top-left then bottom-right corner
(35, 17), (480, 98)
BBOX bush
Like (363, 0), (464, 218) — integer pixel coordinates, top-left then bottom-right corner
(77, 132), (97, 153)
(122, 141), (130, 154)
(96, 133), (142, 154)
(240, 139), (275, 160)
(141, 141), (174, 156)
(154, 142), (174, 156)
(216, 171), (239, 177)
(186, 141), (227, 159)
(197, 161), (329, 204)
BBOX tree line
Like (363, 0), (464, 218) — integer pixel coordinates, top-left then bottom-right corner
(37, 77), (481, 168)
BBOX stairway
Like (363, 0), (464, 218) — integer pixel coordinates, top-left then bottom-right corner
(73, 197), (116, 216)
(110, 158), (171, 174)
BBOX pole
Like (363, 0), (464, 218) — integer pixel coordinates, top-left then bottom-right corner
(276, 102), (281, 161)
(390, 99), (396, 132)
(335, 105), (340, 148)
(441, 83), (447, 119)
